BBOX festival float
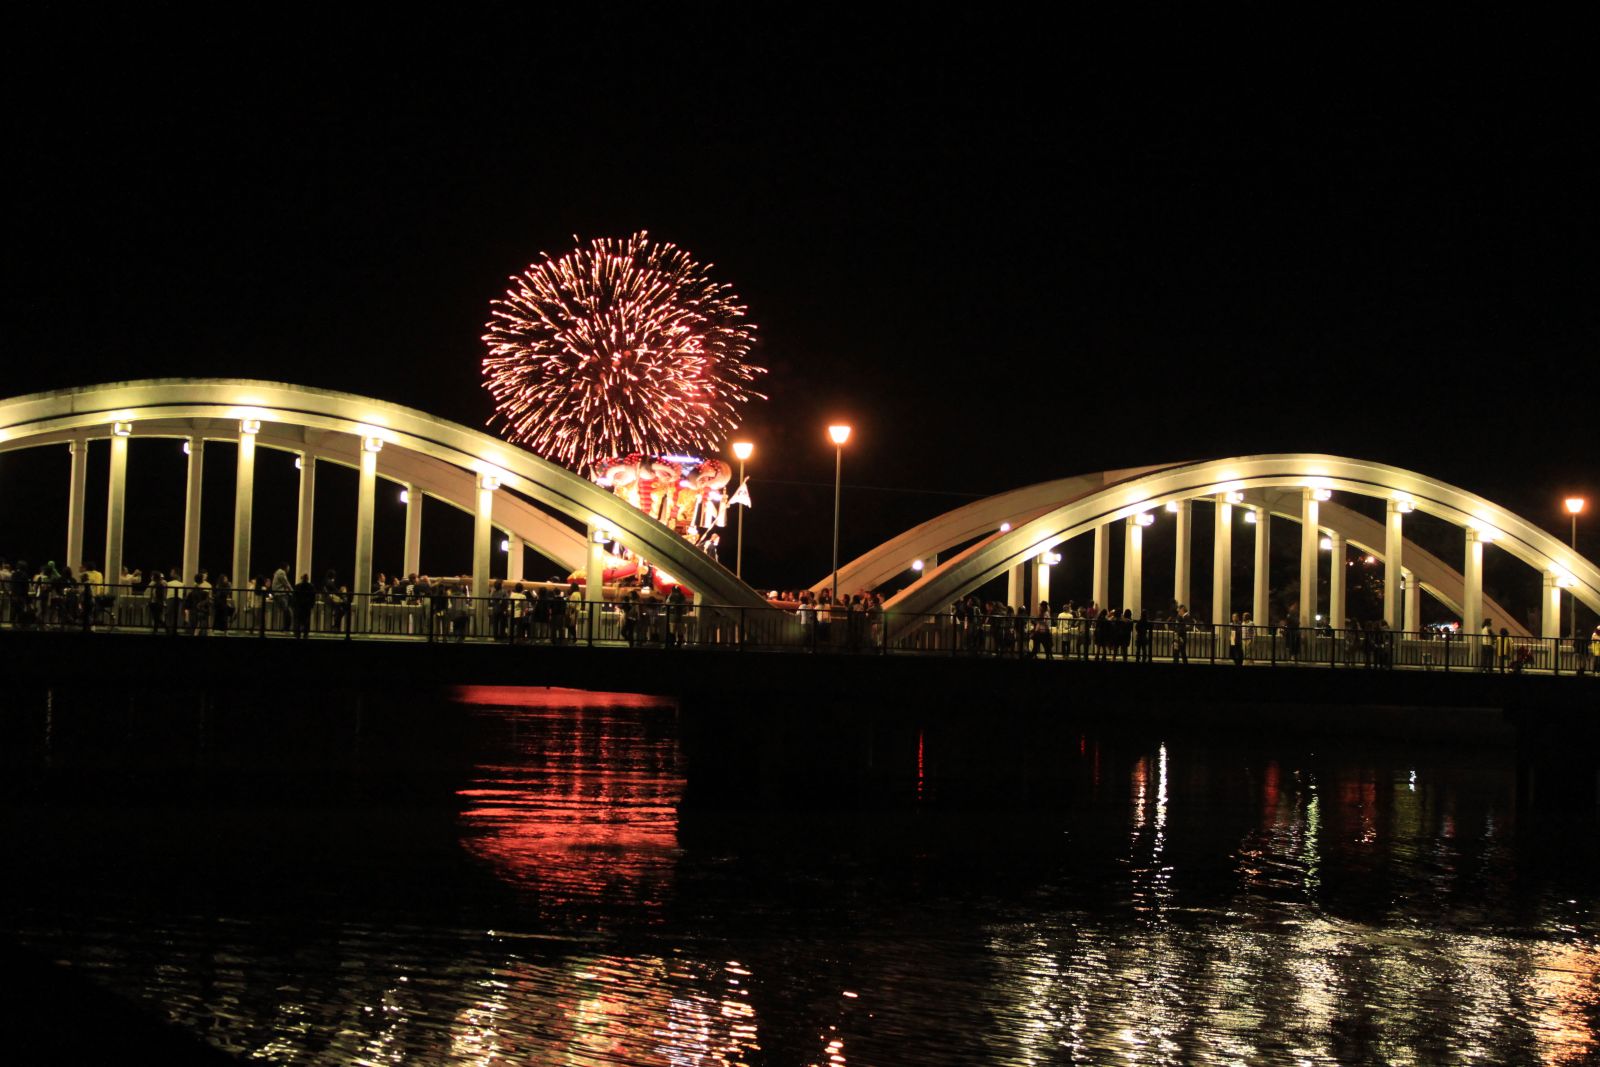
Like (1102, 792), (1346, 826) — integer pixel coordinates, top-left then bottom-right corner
(567, 453), (737, 596)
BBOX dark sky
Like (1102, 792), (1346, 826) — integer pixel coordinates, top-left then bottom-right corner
(3, 23), (1594, 591)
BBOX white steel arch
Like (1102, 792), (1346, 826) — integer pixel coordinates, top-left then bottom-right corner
(825, 473), (1528, 637)
(3, 419), (589, 575)
(0, 379), (764, 609)
(884, 454), (1598, 634)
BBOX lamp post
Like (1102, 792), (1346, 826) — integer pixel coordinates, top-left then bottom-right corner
(732, 440), (754, 580)
(828, 424), (851, 601)
(1566, 497), (1585, 639)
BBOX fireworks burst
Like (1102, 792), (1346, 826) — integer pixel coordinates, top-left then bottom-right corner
(482, 231), (765, 473)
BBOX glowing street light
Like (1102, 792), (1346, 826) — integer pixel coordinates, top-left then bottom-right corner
(731, 440), (754, 580)
(828, 424), (851, 601)
(1566, 497), (1585, 639)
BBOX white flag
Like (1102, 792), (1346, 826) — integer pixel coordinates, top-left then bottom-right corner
(729, 477), (752, 509)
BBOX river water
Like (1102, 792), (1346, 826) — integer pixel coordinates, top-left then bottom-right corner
(6, 686), (1600, 1065)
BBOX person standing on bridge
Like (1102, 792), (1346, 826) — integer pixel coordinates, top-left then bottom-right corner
(291, 574), (316, 639)
(1172, 607), (1191, 663)
(1031, 602), (1053, 659)
(1587, 623), (1599, 675)
(1479, 619), (1495, 672)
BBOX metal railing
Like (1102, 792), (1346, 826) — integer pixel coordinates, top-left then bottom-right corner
(0, 583), (1596, 678)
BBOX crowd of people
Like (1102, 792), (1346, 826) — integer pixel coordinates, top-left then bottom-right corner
(5, 554), (1599, 673)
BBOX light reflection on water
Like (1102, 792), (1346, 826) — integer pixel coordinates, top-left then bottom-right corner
(7, 690), (1600, 1065)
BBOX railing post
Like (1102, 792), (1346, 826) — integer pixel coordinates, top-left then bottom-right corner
(259, 590), (267, 639)
(739, 607), (746, 651)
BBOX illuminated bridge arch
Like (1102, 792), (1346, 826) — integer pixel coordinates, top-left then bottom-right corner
(0, 379), (766, 610)
(863, 456), (1597, 640)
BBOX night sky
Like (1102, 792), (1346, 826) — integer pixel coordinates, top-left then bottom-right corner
(3, 24), (1594, 607)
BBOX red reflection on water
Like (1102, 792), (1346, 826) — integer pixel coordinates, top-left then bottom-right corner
(1263, 761), (1280, 822)
(454, 701), (684, 914)
(451, 685), (674, 709)
(916, 731), (925, 803)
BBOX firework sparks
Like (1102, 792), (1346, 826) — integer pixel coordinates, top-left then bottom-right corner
(482, 231), (765, 473)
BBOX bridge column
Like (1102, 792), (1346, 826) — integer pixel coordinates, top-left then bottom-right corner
(354, 435), (381, 601)
(402, 484), (422, 577)
(1328, 532), (1346, 629)
(1462, 527), (1485, 631)
(1212, 494), (1232, 624)
(1383, 501), (1405, 628)
(66, 438), (89, 573)
(1171, 499), (1196, 607)
(1542, 572), (1562, 640)
(473, 472), (498, 599)
(1402, 568), (1421, 632)
(1091, 524), (1111, 610)
(104, 424), (130, 589)
(231, 419), (258, 592)
(1007, 562), (1026, 609)
(294, 453), (316, 582)
(1123, 516), (1144, 614)
(586, 523), (607, 637)
(507, 533), (524, 584)
(182, 438), (204, 584)
(1033, 556), (1051, 609)
(1251, 506), (1270, 627)
(1298, 489), (1320, 628)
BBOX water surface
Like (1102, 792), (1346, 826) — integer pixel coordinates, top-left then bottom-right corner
(6, 686), (1600, 1065)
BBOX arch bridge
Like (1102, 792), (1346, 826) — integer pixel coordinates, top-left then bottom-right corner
(0, 379), (766, 611)
(822, 456), (1598, 643)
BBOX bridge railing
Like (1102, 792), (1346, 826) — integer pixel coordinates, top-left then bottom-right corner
(1, 583), (1595, 677)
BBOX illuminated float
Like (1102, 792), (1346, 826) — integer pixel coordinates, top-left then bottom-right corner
(567, 452), (737, 596)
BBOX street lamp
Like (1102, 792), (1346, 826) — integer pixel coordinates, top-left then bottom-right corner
(1566, 497), (1585, 638)
(828, 424), (851, 600)
(731, 440), (754, 580)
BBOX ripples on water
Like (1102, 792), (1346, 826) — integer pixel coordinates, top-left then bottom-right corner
(7, 686), (1600, 1065)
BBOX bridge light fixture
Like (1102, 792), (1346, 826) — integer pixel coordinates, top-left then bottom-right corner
(1243, 509), (1258, 524)
(499, 538), (510, 553)
(399, 489), (409, 504)
(590, 527), (611, 544)
(362, 434), (384, 453)
(1044, 551), (1062, 566)
(181, 440), (191, 456)
(1224, 490), (1244, 505)
(1319, 536), (1333, 551)
(827, 424), (851, 446)
(239, 418), (261, 436)
(1556, 574), (1574, 589)
(1566, 497), (1586, 516)
(479, 472), (501, 492)
(1165, 501), (1180, 513)
(911, 559), (924, 572)
(294, 456), (302, 470)
(1395, 497), (1416, 514)
(999, 522), (1012, 533)
(731, 441), (754, 462)
(1136, 512), (1155, 527)
(1312, 488), (1332, 502)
